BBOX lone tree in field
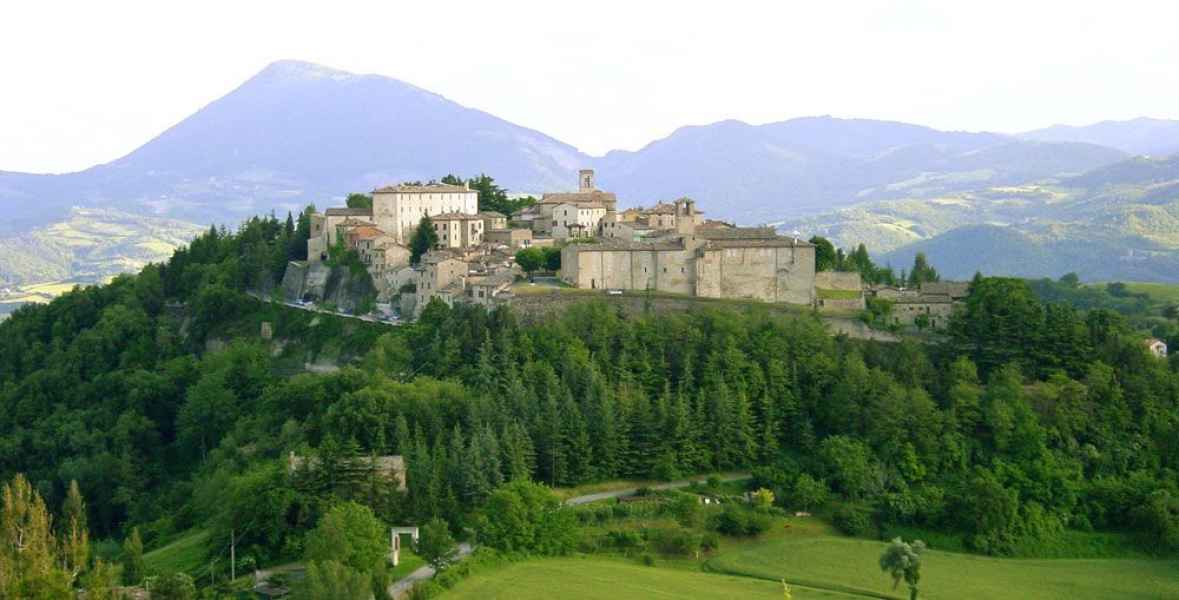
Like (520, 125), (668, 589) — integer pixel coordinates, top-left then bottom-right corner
(879, 537), (926, 600)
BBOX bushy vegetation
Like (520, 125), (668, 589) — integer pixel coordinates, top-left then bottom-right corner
(1, 209), (1178, 597)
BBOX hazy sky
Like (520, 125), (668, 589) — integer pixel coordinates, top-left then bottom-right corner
(3, 0), (1178, 173)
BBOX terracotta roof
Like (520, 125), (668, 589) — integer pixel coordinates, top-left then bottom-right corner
(373, 183), (471, 194)
(340, 218), (377, 227)
(696, 227), (782, 241)
(894, 293), (954, 304)
(540, 190), (617, 205)
(703, 238), (813, 249)
(478, 211), (507, 218)
(568, 239), (685, 252)
(325, 207), (373, 217)
(432, 212), (484, 221)
(468, 271), (515, 287)
(919, 281), (971, 299)
(422, 251), (463, 264)
(348, 226), (385, 240)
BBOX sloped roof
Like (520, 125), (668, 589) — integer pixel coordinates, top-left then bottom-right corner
(373, 183), (471, 194)
(696, 227), (783, 241)
(432, 211), (484, 221)
(325, 207), (373, 217)
(919, 281), (971, 299)
(540, 190), (617, 205)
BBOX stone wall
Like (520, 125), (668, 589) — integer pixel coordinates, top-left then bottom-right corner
(814, 271), (863, 291)
(696, 245), (815, 305)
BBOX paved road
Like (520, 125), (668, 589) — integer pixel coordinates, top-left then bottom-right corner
(563, 473), (751, 506)
(389, 542), (473, 599)
(246, 291), (403, 326)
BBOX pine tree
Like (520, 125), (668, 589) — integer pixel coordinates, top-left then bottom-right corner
(410, 215), (439, 264)
(560, 396), (592, 485)
(121, 527), (145, 586)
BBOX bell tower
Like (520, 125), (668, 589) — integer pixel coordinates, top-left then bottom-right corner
(579, 169), (595, 192)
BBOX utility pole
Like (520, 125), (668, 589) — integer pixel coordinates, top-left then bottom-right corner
(230, 529), (236, 581)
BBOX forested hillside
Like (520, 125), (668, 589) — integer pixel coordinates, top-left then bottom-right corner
(0, 215), (1177, 594)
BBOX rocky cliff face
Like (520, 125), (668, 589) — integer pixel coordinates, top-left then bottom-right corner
(280, 261), (376, 313)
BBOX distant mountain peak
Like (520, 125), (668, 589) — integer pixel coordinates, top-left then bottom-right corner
(256, 59), (359, 83)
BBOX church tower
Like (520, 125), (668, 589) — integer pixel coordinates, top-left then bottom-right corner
(579, 169), (595, 192)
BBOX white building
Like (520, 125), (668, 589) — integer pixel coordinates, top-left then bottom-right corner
(372, 183), (479, 245)
(551, 202), (607, 239)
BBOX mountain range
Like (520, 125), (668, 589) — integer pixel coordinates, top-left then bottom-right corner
(2, 59), (1179, 288)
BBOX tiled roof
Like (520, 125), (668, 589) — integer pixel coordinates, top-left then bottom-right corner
(478, 211), (507, 218)
(348, 226), (385, 240)
(373, 183), (471, 194)
(696, 227), (783, 241)
(567, 239), (685, 252)
(540, 190), (617, 205)
(919, 281), (971, 298)
(431, 212), (483, 220)
(325, 207), (373, 217)
(894, 293), (954, 304)
(703, 238), (813, 249)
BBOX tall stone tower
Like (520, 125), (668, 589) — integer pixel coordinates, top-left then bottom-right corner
(579, 169), (595, 192)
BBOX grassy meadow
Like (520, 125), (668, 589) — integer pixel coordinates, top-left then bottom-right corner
(433, 557), (860, 600)
(709, 533), (1179, 600)
(433, 513), (1179, 600)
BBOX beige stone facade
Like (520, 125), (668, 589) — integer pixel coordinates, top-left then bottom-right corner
(371, 183), (479, 245)
(560, 225), (817, 306)
(485, 227), (534, 248)
(431, 212), (485, 248)
(535, 169), (617, 238)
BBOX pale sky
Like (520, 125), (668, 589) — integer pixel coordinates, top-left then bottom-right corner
(3, 0), (1178, 174)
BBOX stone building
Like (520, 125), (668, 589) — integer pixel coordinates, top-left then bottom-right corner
(481, 211), (508, 231)
(535, 169), (617, 238)
(602, 198), (706, 241)
(814, 271), (866, 311)
(560, 220), (816, 306)
(866, 280), (970, 328)
(1145, 338), (1168, 359)
(308, 207), (375, 262)
(485, 227), (535, 249)
(408, 250), (516, 317)
(372, 182), (479, 245)
(551, 202), (607, 239)
(431, 212), (485, 248)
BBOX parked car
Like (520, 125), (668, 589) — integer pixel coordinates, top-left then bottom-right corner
(607, 289), (623, 295)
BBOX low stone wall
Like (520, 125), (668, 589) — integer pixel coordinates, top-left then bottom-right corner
(816, 296), (866, 311)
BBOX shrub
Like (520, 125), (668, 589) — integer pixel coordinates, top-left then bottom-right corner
(712, 506), (772, 536)
(639, 552), (655, 566)
(645, 526), (702, 557)
(668, 493), (702, 528)
(151, 572), (196, 600)
(832, 503), (874, 537)
(751, 488), (775, 511)
(701, 531), (721, 552)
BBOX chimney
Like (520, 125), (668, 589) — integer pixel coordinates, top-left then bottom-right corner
(579, 169), (595, 192)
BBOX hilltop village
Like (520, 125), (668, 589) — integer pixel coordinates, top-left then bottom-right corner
(284, 169), (968, 325)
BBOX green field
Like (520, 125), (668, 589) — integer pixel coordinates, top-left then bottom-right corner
(709, 535), (1179, 600)
(1124, 281), (1179, 305)
(144, 529), (211, 578)
(435, 557), (860, 599)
